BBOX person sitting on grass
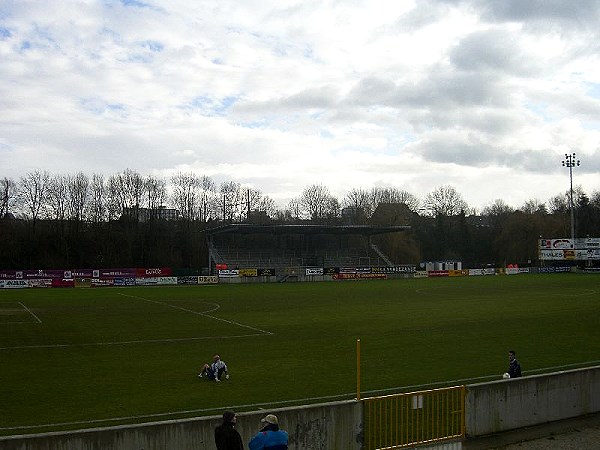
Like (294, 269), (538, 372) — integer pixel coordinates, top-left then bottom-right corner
(198, 354), (229, 382)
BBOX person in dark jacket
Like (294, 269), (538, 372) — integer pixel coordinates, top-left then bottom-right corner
(215, 410), (243, 450)
(508, 350), (522, 378)
(248, 414), (288, 450)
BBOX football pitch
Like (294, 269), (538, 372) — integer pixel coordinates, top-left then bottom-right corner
(1, 273), (599, 435)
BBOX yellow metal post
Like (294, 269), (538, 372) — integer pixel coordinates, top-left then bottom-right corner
(356, 338), (361, 401)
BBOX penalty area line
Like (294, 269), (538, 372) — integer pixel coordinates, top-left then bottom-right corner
(19, 302), (42, 324)
(118, 293), (273, 336)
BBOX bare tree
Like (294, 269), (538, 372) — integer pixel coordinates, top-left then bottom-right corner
(86, 173), (106, 223)
(369, 187), (420, 213)
(482, 199), (514, 217)
(299, 184), (340, 221)
(106, 169), (144, 220)
(547, 193), (568, 215)
(218, 181), (244, 222)
(423, 185), (469, 217)
(240, 187), (278, 220)
(548, 185), (588, 215)
(68, 172), (90, 222)
(0, 177), (17, 218)
(144, 175), (167, 219)
(284, 198), (303, 221)
(520, 199), (547, 215)
(171, 172), (215, 221)
(343, 188), (372, 220)
(256, 195), (277, 218)
(591, 190), (600, 208)
(171, 172), (198, 221)
(45, 174), (69, 221)
(17, 170), (51, 226)
(198, 175), (216, 222)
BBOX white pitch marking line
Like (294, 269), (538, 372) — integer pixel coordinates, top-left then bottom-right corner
(0, 333), (270, 351)
(19, 302), (42, 324)
(118, 293), (273, 335)
(0, 295), (274, 350)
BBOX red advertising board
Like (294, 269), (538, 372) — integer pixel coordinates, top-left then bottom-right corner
(99, 268), (136, 278)
(51, 279), (75, 288)
(0, 270), (18, 279)
(135, 267), (172, 278)
(22, 270), (72, 279)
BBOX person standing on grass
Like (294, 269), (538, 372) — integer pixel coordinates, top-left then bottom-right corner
(199, 354), (230, 382)
(508, 350), (522, 378)
(215, 410), (244, 450)
(248, 414), (288, 450)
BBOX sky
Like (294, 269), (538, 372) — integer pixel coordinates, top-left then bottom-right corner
(1, 0), (600, 212)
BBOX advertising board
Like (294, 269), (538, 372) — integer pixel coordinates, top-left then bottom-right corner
(539, 249), (600, 260)
(91, 278), (114, 287)
(372, 266), (416, 274)
(178, 276), (199, 285)
(199, 276), (218, 284)
(0, 270), (18, 279)
(74, 278), (93, 288)
(468, 268), (496, 276)
(100, 268), (136, 278)
(113, 277), (135, 286)
(21, 270), (72, 279)
(29, 279), (52, 288)
(72, 269), (98, 278)
(306, 267), (324, 276)
(218, 269), (239, 278)
(332, 273), (386, 280)
(135, 267), (172, 278)
(539, 239), (573, 249)
(239, 268), (258, 277)
(135, 277), (177, 286)
(0, 280), (28, 289)
(258, 268), (276, 276)
(539, 237), (600, 260)
(52, 279), (75, 288)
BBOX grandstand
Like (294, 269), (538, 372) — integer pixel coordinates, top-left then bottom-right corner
(204, 224), (410, 274)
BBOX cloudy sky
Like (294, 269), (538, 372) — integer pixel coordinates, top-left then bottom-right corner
(1, 0), (599, 211)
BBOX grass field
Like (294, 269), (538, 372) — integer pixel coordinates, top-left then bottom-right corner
(1, 273), (599, 435)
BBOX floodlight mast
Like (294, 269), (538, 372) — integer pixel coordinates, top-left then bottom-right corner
(561, 153), (580, 245)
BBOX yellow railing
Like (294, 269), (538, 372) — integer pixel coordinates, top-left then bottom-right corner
(362, 386), (465, 450)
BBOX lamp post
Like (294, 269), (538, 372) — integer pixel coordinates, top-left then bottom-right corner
(562, 153), (580, 245)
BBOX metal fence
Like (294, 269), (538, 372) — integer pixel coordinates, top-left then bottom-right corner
(363, 386), (465, 449)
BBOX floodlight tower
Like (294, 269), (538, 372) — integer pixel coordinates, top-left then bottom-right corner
(562, 152), (580, 245)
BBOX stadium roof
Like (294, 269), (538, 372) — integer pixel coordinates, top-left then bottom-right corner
(204, 223), (410, 236)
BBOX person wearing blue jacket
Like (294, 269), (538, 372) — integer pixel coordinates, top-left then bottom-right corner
(248, 414), (288, 450)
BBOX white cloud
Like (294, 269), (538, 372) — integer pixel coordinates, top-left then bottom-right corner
(1, 0), (599, 211)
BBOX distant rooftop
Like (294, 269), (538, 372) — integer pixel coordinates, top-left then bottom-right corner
(204, 223), (411, 236)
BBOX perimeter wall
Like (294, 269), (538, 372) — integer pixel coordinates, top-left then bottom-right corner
(2, 366), (599, 450)
(465, 365), (600, 437)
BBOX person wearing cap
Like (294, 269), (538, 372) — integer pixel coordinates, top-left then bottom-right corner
(214, 410), (243, 450)
(198, 354), (230, 382)
(248, 414), (288, 450)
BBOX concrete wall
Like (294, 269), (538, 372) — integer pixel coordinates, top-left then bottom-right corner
(465, 365), (600, 437)
(0, 400), (362, 450)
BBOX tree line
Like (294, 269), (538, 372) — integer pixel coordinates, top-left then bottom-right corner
(1, 169), (599, 270)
